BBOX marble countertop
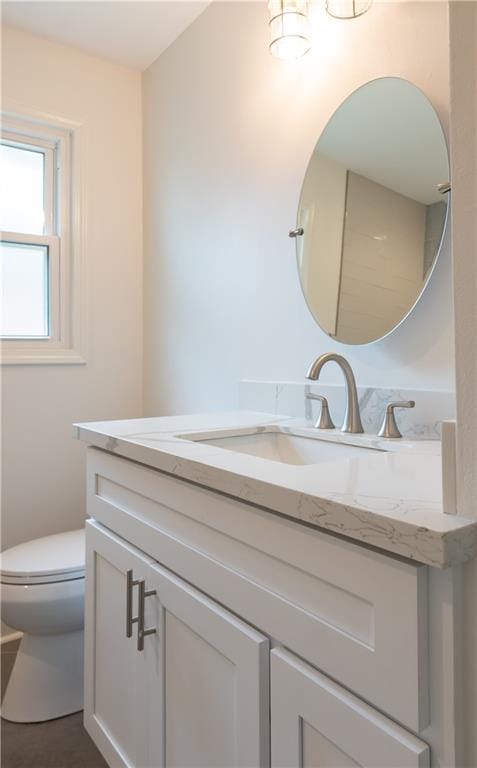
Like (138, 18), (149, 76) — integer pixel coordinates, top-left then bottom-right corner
(74, 411), (477, 568)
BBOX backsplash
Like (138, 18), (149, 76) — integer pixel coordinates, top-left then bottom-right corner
(239, 380), (456, 440)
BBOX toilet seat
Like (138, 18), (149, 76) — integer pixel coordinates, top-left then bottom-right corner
(0, 529), (85, 586)
(1, 569), (85, 586)
(1, 528), (85, 722)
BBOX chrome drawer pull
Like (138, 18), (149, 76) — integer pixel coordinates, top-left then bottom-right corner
(126, 569), (139, 638)
(137, 579), (157, 652)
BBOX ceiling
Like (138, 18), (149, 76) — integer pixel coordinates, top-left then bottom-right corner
(2, 1), (211, 71)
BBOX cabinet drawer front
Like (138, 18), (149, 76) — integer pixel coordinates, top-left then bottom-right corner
(87, 448), (428, 731)
(271, 648), (429, 768)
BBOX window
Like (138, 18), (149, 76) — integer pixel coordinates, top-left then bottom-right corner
(1, 113), (84, 364)
(1, 134), (57, 339)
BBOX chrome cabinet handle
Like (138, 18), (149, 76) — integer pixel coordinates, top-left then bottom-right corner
(378, 401), (415, 439)
(137, 579), (157, 652)
(126, 569), (139, 638)
(289, 227), (304, 238)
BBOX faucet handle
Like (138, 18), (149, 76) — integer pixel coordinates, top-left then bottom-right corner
(378, 401), (415, 439)
(306, 393), (335, 430)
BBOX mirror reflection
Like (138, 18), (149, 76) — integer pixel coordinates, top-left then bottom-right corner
(296, 78), (449, 345)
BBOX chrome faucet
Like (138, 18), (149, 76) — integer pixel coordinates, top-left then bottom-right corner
(306, 353), (364, 434)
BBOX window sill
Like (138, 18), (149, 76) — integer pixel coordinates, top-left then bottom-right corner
(1, 346), (86, 365)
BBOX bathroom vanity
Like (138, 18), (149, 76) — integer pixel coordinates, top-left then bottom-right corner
(75, 75), (465, 768)
(76, 411), (476, 768)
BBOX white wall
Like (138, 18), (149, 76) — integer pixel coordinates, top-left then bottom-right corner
(143, 1), (454, 419)
(1, 26), (143, 550)
(449, 3), (477, 766)
(450, 2), (477, 520)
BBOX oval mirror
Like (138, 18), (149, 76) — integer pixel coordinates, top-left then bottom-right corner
(295, 78), (449, 345)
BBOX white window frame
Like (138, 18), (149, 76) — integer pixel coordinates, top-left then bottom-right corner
(1, 109), (86, 364)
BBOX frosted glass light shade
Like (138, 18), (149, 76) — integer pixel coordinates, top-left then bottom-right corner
(326, 0), (372, 18)
(269, 0), (310, 60)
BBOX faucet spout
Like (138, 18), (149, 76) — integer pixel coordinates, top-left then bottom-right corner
(306, 353), (364, 434)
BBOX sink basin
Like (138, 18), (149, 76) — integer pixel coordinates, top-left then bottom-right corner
(180, 427), (379, 466)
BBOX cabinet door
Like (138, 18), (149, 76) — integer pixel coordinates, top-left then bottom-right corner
(147, 561), (270, 768)
(84, 520), (157, 768)
(271, 648), (429, 768)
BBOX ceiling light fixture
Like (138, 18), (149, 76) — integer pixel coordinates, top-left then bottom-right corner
(268, 0), (311, 61)
(325, 0), (372, 19)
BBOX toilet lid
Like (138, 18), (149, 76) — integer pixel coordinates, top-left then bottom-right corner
(0, 529), (85, 585)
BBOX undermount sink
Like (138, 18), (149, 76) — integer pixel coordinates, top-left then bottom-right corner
(180, 426), (380, 466)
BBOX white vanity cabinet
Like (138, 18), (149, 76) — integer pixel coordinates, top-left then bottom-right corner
(84, 446), (459, 768)
(84, 521), (270, 768)
(271, 648), (429, 768)
(84, 520), (157, 767)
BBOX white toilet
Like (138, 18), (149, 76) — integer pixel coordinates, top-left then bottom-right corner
(1, 529), (85, 723)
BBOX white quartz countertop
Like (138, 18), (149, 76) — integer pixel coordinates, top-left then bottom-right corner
(74, 411), (477, 568)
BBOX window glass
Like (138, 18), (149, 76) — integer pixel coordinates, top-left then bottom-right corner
(0, 144), (45, 235)
(1, 242), (49, 336)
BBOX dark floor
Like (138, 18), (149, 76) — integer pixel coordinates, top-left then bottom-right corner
(1, 712), (108, 768)
(1, 639), (108, 768)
